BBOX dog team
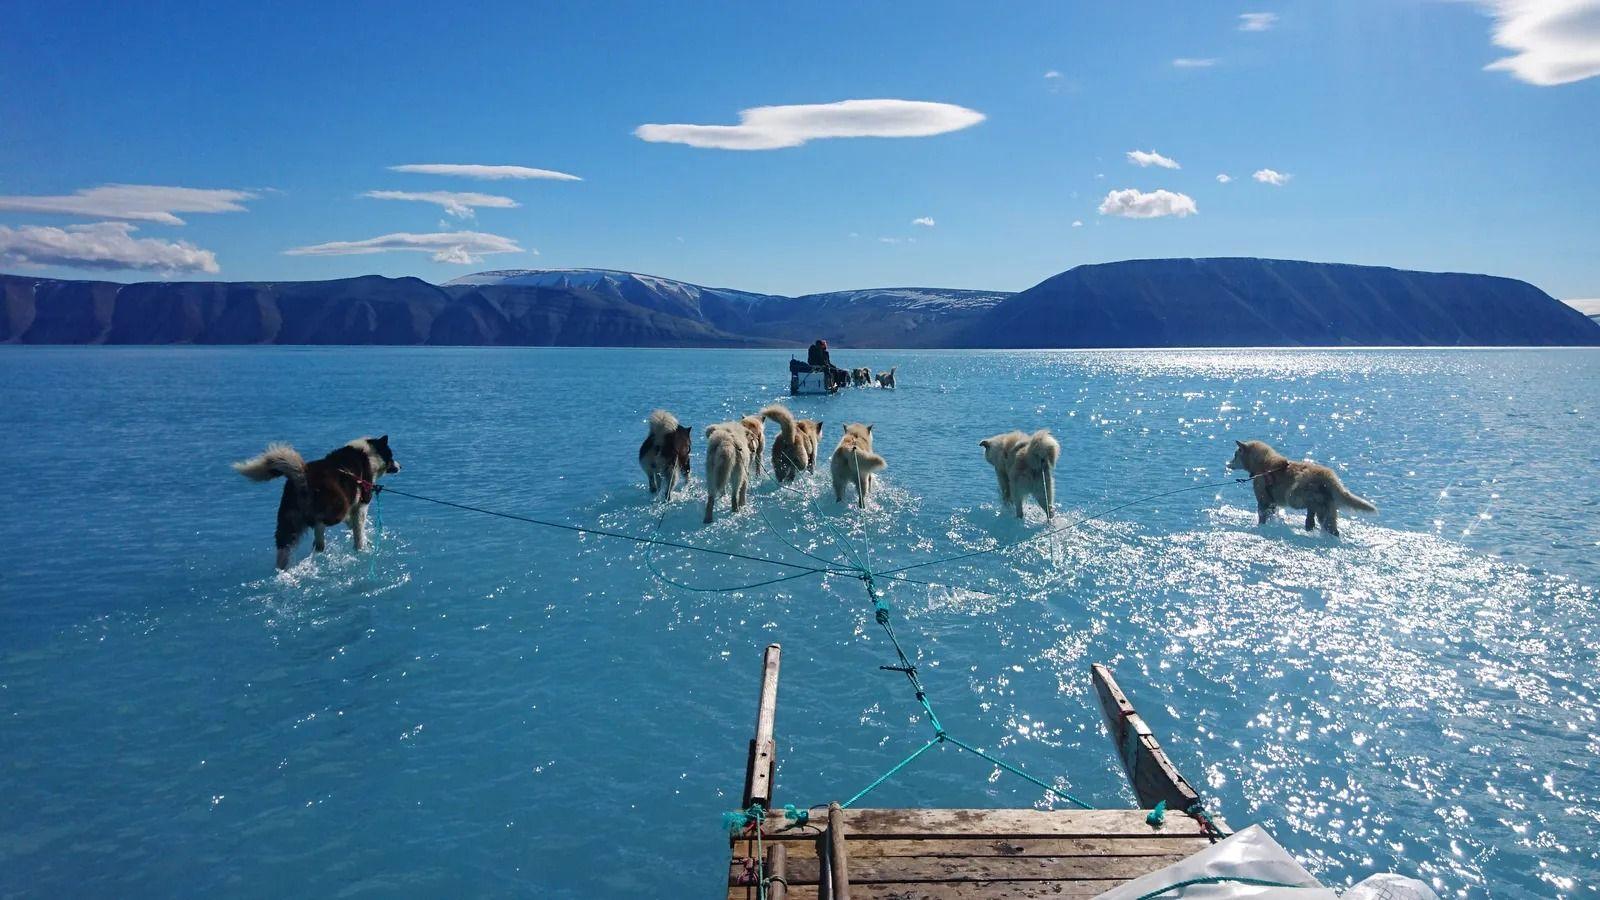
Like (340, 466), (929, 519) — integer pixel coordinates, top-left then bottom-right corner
(232, 425), (1374, 568)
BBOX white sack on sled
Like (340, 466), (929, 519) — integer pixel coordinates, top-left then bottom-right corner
(1094, 824), (1334, 899)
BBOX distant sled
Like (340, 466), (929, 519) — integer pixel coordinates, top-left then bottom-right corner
(788, 358), (836, 395)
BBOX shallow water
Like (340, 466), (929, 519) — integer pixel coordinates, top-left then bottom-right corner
(1, 346), (1596, 898)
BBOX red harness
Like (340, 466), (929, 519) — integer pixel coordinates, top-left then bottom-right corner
(1259, 462), (1291, 490)
(338, 469), (377, 504)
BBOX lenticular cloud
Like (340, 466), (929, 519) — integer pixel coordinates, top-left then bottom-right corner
(0, 184), (257, 226)
(285, 231), (525, 264)
(1479, 0), (1600, 86)
(635, 99), (986, 150)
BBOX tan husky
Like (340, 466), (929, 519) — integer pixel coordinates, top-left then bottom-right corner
(703, 421), (752, 524)
(980, 429), (1059, 519)
(830, 423), (887, 508)
(760, 404), (823, 483)
(1227, 439), (1376, 536)
(740, 415), (765, 478)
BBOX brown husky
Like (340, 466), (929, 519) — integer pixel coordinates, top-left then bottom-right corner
(234, 436), (401, 570)
(760, 404), (824, 483)
(1227, 440), (1375, 536)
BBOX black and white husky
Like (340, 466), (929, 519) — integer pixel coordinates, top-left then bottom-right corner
(234, 436), (401, 569)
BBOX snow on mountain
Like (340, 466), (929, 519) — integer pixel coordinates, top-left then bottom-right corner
(445, 268), (771, 304)
(797, 288), (1013, 311)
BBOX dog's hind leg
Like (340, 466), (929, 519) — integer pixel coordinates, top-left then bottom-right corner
(1321, 504), (1340, 536)
(1257, 503), (1275, 525)
(663, 467), (676, 502)
(1304, 509), (1316, 531)
(313, 523), (327, 554)
(1043, 468), (1055, 520)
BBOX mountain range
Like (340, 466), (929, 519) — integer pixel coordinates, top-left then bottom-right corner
(3, 259), (1597, 348)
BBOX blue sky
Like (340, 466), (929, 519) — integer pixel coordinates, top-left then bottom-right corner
(1, 0), (1597, 299)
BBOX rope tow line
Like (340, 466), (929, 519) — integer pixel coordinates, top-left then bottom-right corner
(375, 485), (838, 577)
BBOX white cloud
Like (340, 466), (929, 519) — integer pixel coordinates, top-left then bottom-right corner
(1044, 70), (1062, 79)
(1253, 168), (1291, 185)
(1071, 220), (1084, 228)
(634, 99), (986, 150)
(1172, 58), (1219, 68)
(1216, 173), (1233, 183)
(1239, 12), (1279, 31)
(285, 231), (525, 264)
(388, 164), (582, 181)
(1127, 149), (1181, 169)
(1565, 297), (1600, 315)
(0, 184), (256, 225)
(1479, 0), (1600, 86)
(1098, 188), (1198, 219)
(0, 221), (219, 273)
(362, 190), (519, 219)
(911, 216), (936, 227)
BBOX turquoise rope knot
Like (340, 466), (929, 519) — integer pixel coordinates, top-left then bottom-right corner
(782, 803), (809, 826)
(721, 803), (766, 833)
(1146, 799), (1168, 826)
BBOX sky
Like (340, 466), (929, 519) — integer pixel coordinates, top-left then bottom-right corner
(1, 0), (1597, 300)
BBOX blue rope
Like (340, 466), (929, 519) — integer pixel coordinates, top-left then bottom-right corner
(840, 737), (941, 808)
(1132, 875), (1309, 899)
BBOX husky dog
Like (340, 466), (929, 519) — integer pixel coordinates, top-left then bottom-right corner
(852, 367), (872, 387)
(876, 366), (898, 389)
(761, 404), (824, 483)
(980, 429), (1058, 519)
(830, 423), (887, 508)
(640, 410), (692, 500)
(979, 431), (1027, 505)
(1227, 439), (1376, 536)
(740, 415), (766, 477)
(234, 436), (401, 570)
(703, 422), (752, 523)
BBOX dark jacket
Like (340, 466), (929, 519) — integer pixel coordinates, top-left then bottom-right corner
(807, 343), (830, 367)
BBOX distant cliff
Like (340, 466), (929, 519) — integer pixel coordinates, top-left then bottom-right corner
(957, 258), (1600, 347)
(4, 260), (1597, 348)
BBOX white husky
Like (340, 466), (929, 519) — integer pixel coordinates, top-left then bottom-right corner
(703, 421), (752, 524)
(829, 423), (887, 509)
(980, 429), (1059, 519)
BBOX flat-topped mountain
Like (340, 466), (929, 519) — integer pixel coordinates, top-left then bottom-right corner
(958, 258), (1600, 348)
(3, 260), (1596, 348)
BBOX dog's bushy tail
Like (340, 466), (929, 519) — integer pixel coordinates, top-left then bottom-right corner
(234, 443), (306, 487)
(1334, 478), (1377, 513)
(760, 404), (798, 441)
(647, 409), (680, 438)
(1022, 429), (1059, 471)
(850, 448), (887, 476)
